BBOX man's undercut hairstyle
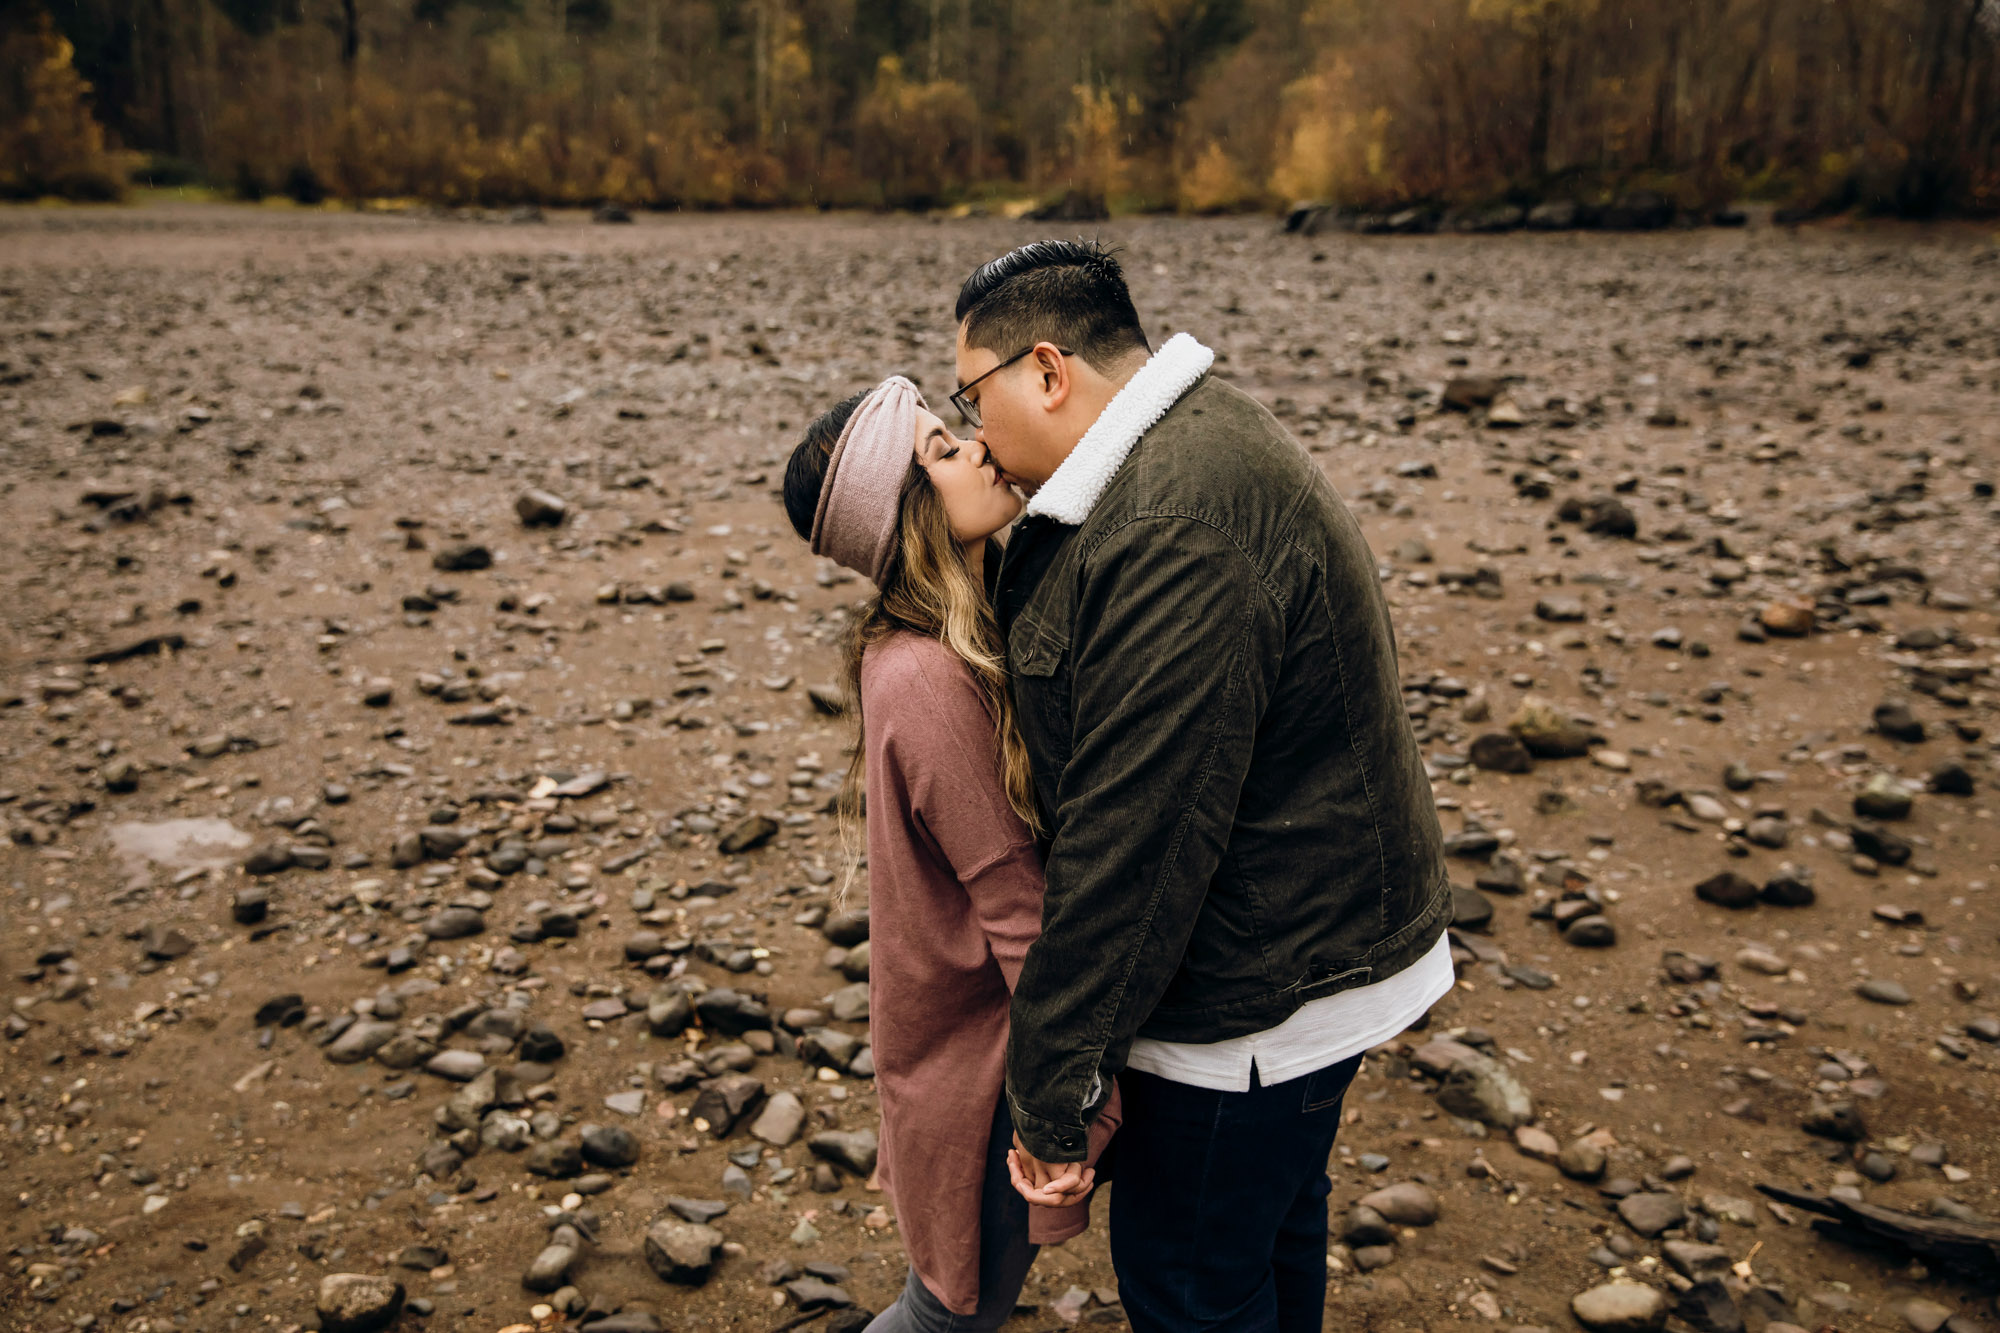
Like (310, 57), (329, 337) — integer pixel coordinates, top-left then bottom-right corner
(955, 239), (1149, 374)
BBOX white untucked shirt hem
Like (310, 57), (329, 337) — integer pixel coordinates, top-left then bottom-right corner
(1124, 931), (1455, 1093)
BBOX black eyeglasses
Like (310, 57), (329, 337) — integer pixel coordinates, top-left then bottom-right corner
(950, 345), (1072, 429)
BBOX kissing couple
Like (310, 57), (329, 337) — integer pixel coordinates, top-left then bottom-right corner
(780, 240), (1453, 1333)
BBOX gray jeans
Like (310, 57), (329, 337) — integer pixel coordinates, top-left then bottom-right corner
(866, 1097), (1039, 1333)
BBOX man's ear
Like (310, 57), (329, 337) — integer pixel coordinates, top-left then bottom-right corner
(1034, 341), (1071, 412)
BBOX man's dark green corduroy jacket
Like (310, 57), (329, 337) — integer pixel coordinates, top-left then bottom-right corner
(996, 372), (1450, 1164)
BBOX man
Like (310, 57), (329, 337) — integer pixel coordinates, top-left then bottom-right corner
(951, 239), (1452, 1333)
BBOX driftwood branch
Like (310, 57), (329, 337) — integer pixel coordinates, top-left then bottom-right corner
(762, 1312), (828, 1333)
(1756, 1184), (2000, 1288)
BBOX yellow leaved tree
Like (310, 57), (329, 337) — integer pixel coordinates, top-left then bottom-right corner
(0, 12), (126, 200)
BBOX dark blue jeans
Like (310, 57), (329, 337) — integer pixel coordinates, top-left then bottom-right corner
(1108, 1054), (1363, 1333)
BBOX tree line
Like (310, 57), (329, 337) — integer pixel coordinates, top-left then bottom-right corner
(4, 0), (1997, 216)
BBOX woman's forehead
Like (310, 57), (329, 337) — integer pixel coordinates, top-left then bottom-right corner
(913, 406), (948, 456)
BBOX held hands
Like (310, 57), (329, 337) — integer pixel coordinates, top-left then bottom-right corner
(1006, 1133), (1096, 1207)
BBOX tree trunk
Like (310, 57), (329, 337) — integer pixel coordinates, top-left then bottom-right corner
(1526, 30), (1554, 179)
(753, 0), (770, 149)
(1650, 14), (1679, 167)
(341, 0), (359, 68)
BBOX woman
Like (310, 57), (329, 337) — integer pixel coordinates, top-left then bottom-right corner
(781, 376), (1117, 1332)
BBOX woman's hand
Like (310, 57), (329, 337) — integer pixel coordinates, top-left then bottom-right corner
(1007, 1136), (1096, 1206)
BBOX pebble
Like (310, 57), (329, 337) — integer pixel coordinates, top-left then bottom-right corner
(515, 488), (569, 526)
(822, 908), (871, 947)
(523, 1243), (577, 1292)
(717, 815), (778, 854)
(667, 1196), (731, 1224)
(431, 542), (491, 572)
(1759, 869), (1816, 907)
(1857, 978), (1913, 1006)
(1699, 1193), (1757, 1226)
(643, 1220), (723, 1285)
(1736, 947), (1789, 976)
(524, 1139), (584, 1178)
(808, 1129), (879, 1178)
(1509, 697), (1596, 758)
(1342, 1204), (1395, 1246)
(1616, 1191), (1686, 1237)
(316, 1274), (405, 1333)
(1758, 601), (1814, 636)
(1563, 914), (1616, 947)
(423, 906), (485, 939)
(1900, 1299), (1954, 1333)
(1451, 885), (1496, 930)
(1512, 1125), (1560, 1162)
(1873, 701), (1926, 743)
(1694, 872), (1759, 910)
(579, 1123), (640, 1168)
(750, 1091), (806, 1147)
(689, 1074), (767, 1137)
(1661, 1240), (1731, 1281)
(646, 989), (693, 1037)
(694, 988), (771, 1035)
(1685, 793), (1731, 822)
(1558, 1139), (1608, 1182)
(1352, 1243), (1397, 1271)
(1929, 761), (1976, 796)
(1572, 1281), (1667, 1333)
(1802, 1099), (1867, 1142)
(1357, 1181), (1439, 1226)
(579, 1315), (662, 1333)
(1435, 1048), (1534, 1128)
(324, 1020), (399, 1064)
(785, 1277), (853, 1310)
(424, 1049), (485, 1081)
(1854, 773), (1914, 821)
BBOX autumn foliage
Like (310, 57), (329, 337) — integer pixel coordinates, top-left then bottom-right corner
(0, 14), (127, 201)
(7, 0), (1999, 215)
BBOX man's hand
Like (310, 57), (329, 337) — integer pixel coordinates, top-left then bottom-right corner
(1006, 1133), (1094, 1206)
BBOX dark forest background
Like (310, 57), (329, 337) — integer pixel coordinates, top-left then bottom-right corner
(4, 0), (1999, 215)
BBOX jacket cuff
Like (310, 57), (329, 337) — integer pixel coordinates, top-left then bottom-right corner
(1007, 1098), (1091, 1164)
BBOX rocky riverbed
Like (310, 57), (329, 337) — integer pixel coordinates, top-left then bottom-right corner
(2, 204), (1997, 1333)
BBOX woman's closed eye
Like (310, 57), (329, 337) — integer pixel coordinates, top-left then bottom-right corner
(920, 426), (957, 464)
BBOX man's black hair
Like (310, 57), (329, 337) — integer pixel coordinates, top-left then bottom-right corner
(783, 390), (867, 542)
(954, 239), (1149, 373)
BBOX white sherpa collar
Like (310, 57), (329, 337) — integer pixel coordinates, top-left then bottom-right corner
(1023, 331), (1215, 526)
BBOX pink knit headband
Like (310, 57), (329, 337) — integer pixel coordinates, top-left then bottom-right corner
(809, 375), (923, 585)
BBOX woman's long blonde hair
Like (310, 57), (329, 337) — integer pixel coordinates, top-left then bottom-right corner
(839, 467), (1041, 838)
(781, 392), (1041, 881)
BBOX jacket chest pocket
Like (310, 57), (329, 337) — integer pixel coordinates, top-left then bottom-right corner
(1011, 619), (1075, 784)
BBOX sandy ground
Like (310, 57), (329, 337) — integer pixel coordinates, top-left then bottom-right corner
(2, 203), (1998, 1333)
